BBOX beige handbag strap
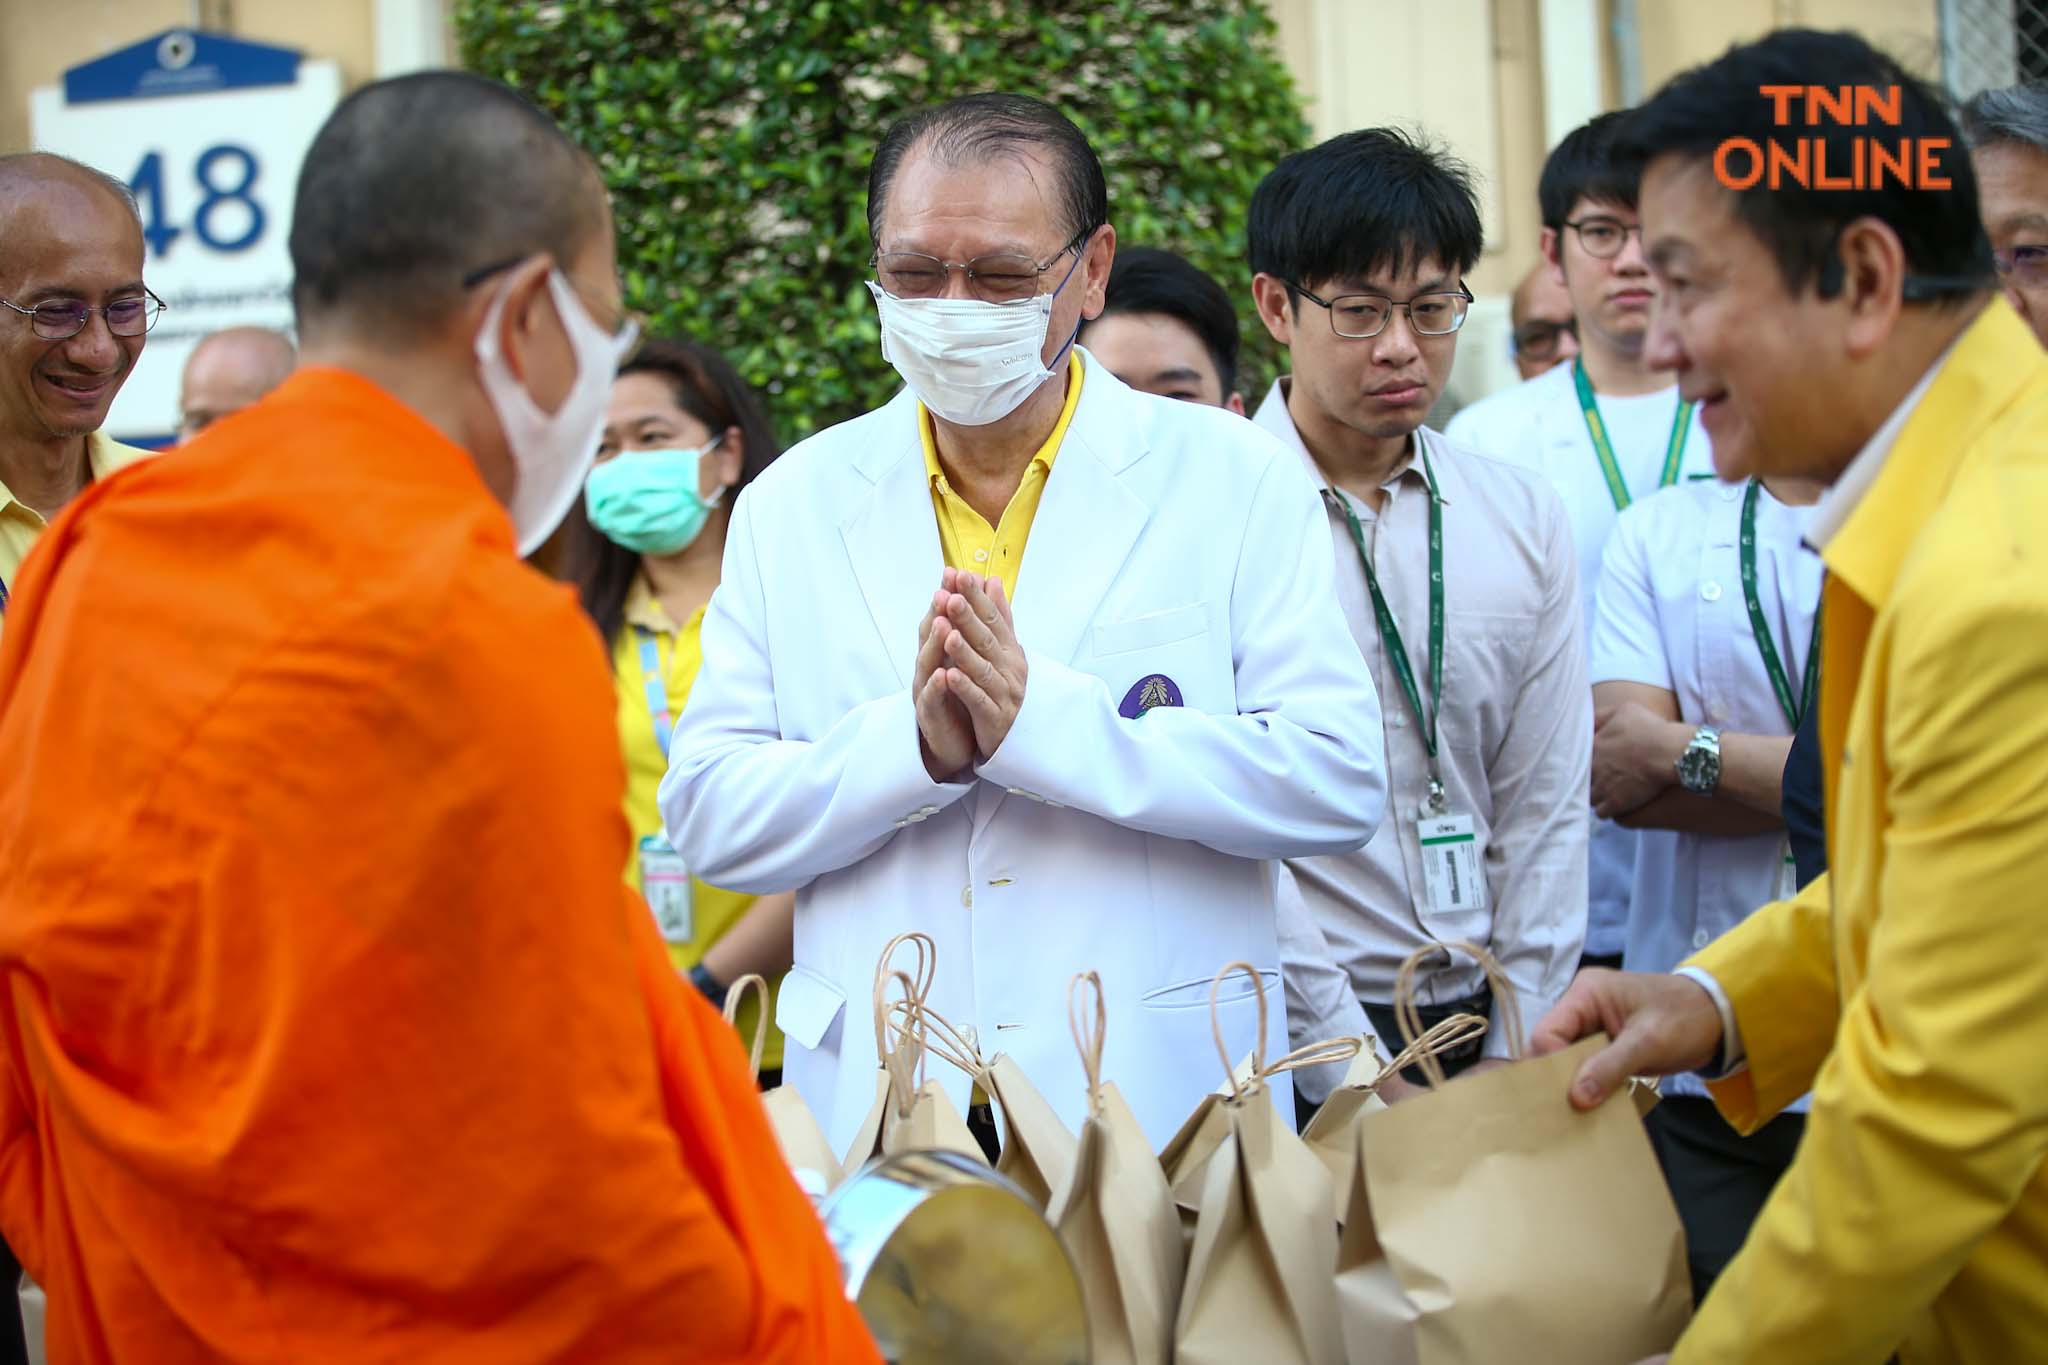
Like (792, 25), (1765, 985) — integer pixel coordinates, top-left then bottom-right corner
(1208, 961), (1269, 1100)
(1394, 939), (1525, 1086)
(720, 972), (770, 1075)
(1068, 971), (1107, 1118)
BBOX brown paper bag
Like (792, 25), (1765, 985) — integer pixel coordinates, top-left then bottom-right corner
(723, 974), (843, 1189)
(907, 1001), (1075, 1209)
(841, 934), (986, 1170)
(1300, 1014), (1487, 1224)
(1173, 963), (1345, 1365)
(1044, 972), (1184, 1365)
(1336, 941), (1691, 1365)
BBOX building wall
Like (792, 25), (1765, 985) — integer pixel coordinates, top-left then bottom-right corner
(0, 1), (379, 156)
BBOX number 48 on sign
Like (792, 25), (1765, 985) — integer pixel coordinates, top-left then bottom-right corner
(129, 145), (266, 258)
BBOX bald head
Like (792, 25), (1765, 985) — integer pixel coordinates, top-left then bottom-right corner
(178, 328), (296, 440)
(289, 71), (608, 342)
(0, 153), (140, 229)
(1509, 260), (1578, 380)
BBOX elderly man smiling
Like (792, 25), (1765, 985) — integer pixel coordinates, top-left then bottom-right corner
(662, 93), (1387, 1152)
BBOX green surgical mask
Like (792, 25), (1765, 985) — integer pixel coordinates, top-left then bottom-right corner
(583, 436), (726, 556)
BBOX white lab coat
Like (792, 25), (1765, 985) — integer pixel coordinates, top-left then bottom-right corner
(661, 353), (1388, 1152)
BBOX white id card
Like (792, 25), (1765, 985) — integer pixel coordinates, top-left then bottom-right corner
(640, 834), (693, 943)
(1418, 812), (1486, 914)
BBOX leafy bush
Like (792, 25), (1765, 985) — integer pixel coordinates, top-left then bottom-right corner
(456, 0), (1309, 437)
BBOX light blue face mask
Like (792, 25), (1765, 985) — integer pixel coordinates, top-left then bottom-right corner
(583, 435), (727, 556)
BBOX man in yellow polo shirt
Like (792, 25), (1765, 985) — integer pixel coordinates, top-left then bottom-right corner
(0, 154), (158, 609)
(662, 93), (1387, 1154)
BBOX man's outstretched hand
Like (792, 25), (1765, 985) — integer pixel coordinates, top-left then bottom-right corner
(1531, 968), (1725, 1110)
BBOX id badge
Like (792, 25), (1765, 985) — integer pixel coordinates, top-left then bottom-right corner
(1777, 837), (1799, 902)
(639, 834), (693, 944)
(1418, 811), (1486, 914)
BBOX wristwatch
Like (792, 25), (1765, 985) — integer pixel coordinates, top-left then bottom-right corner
(688, 961), (724, 1005)
(1674, 724), (1723, 795)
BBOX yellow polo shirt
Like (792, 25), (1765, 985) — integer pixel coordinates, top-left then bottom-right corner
(921, 355), (1085, 597)
(611, 581), (780, 1069)
(0, 432), (153, 594)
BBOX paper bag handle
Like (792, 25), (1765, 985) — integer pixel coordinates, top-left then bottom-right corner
(720, 972), (770, 1075)
(1393, 939), (1524, 1085)
(876, 969), (924, 1118)
(1256, 1034), (1364, 1081)
(870, 931), (937, 1054)
(1373, 1011), (1489, 1092)
(1068, 971), (1107, 1116)
(1209, 961), (1269, 1100)
(885, 998), (991, 1085)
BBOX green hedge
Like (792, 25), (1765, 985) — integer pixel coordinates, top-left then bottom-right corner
(456, 1), (1309, 439)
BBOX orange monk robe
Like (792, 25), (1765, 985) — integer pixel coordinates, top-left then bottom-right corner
(0, 368), (878, 1364)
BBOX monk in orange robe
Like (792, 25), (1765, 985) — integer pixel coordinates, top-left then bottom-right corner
(0, 71), (876, 1364)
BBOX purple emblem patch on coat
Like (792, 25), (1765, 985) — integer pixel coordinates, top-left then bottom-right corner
(1118, 673), (1184, 719)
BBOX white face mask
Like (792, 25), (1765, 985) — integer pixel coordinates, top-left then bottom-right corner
(866, 238), (1088, 427)
(475, 268), (640, 555)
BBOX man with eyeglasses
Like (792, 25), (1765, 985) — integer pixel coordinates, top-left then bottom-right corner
(1245, 128), (1589, 1084)
(1963, 80), (2048, 350)
(0, 153), (159, 614)
(664, 93), (1386, 1151)
(0, 72), (875, 1361)
(1509, 260), (1580, 381)
(1448, 113), (1715, 980)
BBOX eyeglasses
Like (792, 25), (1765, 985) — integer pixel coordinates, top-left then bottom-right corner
(1511, 317), (1577, 360)
(872, 228), (1093, 304)
(1564, 216), (1643, 260)
(0, 290), (165, 341)
(1993, 245), (2048, 285)
(1290, 280), (1473, 339)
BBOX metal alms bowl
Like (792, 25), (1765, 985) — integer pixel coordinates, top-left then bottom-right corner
(821, 1149), (1089, 1365)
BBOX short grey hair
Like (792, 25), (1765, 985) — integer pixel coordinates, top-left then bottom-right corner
(1961, 80), (2048, 154)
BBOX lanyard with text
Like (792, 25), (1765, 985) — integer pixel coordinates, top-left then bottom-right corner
(1331, 443), (1447, 814)
(1571, 358), (1696, 512)
(0, 576), (8, 614)
(1739, 479), (1820, 728)
(634, 627), (674, 761)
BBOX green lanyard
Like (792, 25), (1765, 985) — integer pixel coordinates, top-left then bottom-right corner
(1739, 479), (1820, 728)
(1571, 358), (1696, 511)
(1331, 444), (1447, 814)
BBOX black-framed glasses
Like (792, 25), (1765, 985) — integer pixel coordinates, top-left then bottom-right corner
(1993, 245), (2048, 285)
(1291, 280), (1473, 339)
(1564, 216), (1643, 260)
(0, 289), (164, 341)
(1512, 317), (1577, 359)
(871, 226), (1094, 303)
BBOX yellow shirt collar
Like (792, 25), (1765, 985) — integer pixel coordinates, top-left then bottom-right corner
(0, 431), (153, 520)
(920, 352), (1085, 488)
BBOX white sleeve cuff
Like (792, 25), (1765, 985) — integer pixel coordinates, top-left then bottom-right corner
(1673, 966), (1746, 1078)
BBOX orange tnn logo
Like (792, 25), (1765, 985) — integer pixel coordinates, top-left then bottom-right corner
(1714, 85), (1953, 192)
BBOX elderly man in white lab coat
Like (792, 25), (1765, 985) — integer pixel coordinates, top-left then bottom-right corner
(662, 92), (1386, 1151)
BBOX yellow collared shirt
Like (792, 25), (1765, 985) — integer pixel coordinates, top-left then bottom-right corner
(611, 581), (780, 1068)
(1, 432), (153, 592)
(921, 354), (1084, 598)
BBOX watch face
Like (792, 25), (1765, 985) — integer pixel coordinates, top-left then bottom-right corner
(1678, 741), (1718, 792)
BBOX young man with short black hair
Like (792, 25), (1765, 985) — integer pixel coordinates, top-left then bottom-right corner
(1448, 112), (1716, 975)
(1079, 245), (1245, 411)
(1247, 128), (1590, 1081)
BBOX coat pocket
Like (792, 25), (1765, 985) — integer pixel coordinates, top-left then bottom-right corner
(1091, 602), (1211, 657)
(775, 964), (848, 1052)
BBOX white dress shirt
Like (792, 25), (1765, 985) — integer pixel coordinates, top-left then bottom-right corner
(1256, 379), (1591, 1060)
(1447, 362), (1716, 958)
(1592, 480), (1822, 1101)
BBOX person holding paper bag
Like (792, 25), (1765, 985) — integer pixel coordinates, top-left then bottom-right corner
(1534, 30), (2048, 1363)
(1245, 128), (1591, 1083)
